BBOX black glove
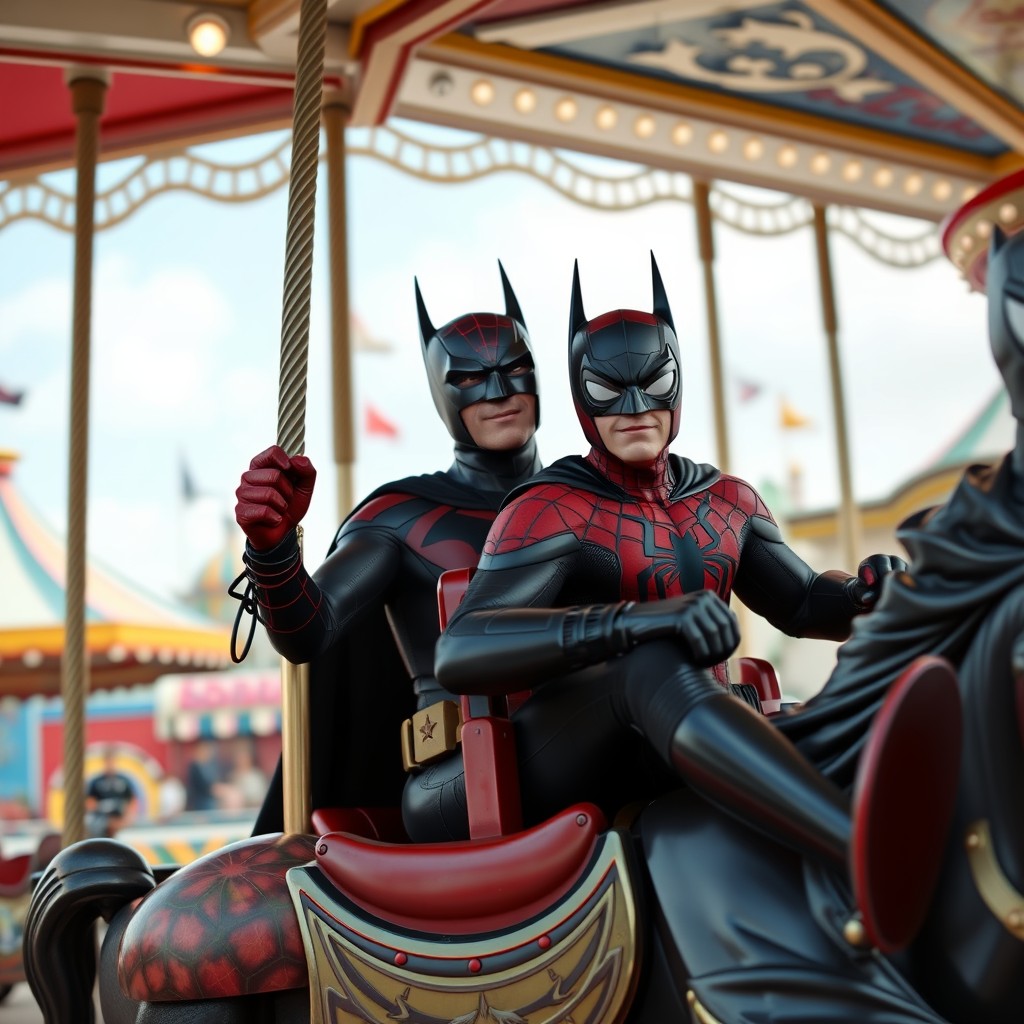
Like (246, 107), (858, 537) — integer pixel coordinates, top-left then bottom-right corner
(615, 590), (740, 667)
(852, 553), (908, 609)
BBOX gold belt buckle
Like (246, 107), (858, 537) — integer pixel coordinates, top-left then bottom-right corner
(401, 700), (462, 772)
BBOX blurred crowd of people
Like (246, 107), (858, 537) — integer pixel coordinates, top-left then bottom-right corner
(85, 738), (270, 837)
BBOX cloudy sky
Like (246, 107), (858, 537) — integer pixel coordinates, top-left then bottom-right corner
(0, 121), (999, 604)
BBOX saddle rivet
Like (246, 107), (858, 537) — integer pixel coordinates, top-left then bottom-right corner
(966, 831), (982, 850)
(316, 843), (327, 856)
(394, 952), (408, 966)
(468, 958), (482, 973)
(1007, 909), (1023, 930)
(843, 916), (868, 947)
(538, 934), (552, 949)
(576, 813), (588, 826)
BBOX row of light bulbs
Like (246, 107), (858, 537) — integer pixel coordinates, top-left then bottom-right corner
(7, 646), (227, 667)
(955, 200), (1022, 255)
(467, 79), (976, 205)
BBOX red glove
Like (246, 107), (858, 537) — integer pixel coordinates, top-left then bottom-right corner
(234, 445), (317, 551)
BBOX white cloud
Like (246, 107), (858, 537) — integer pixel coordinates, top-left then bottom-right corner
(91, 256), (235, 427)
(0, 277), (70, 347)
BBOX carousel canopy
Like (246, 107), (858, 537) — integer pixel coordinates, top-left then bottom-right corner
(1, 1), (1022, 226)
(0, 451), (231, 698)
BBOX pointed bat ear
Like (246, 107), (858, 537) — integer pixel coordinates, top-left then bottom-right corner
(650, 251), (675, 334)
(990, 225), (1007, 258)
(498, 260), (526, 328)
(569, 259), (587, 345)
(414, 277), (436, 353)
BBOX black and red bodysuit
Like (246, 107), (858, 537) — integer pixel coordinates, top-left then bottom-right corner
(239, 264), (543, 832)
(408, 446), (867, 839)
(246, 445), (541, 834)
(408, 256), (887, 873)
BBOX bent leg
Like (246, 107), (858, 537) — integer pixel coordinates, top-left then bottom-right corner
(638, 789), (951, 1023)
(403, 650), (675, 841)
(407, 639), (851, 855)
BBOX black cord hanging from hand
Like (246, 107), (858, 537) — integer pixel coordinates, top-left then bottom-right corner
(228, 570), (260, 663)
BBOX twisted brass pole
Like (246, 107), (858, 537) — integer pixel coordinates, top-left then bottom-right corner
(278, 0), (328, 836)
(62, 71), (108, 847)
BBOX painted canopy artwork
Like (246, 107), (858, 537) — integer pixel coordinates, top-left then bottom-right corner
(0, 451), (230, 698)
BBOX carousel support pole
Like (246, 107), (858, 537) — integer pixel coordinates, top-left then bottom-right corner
(62, 68), (108, 848)
(693, 180), (731, 472)
(277, 0), (328, 836)
(694, 179), (753, 654)
(812, 204), (861, 570)
(323, 87), (355, 520)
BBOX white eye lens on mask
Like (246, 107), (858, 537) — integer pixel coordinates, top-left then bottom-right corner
(644, 371), (675, 398)
(586, 380), (622, 403)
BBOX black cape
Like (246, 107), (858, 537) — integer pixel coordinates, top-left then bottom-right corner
(252, 472), (507, 835)
(776, 456), (1024, 790)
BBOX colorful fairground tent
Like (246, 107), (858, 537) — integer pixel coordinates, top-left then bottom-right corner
(0, 450), (230, 699)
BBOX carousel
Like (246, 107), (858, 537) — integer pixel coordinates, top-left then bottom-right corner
(3, 2), (1024, 1022)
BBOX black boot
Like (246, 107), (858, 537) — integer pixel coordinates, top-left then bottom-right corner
(635, 654), (961, 954)
(668, 688), (851, 868)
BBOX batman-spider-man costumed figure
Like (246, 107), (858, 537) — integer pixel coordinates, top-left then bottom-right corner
(409, 254), (960, 1020)
(234, 264), (542, 833)
(414, 254), (899, 842)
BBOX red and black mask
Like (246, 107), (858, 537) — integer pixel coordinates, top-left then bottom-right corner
(568, 252), (682, 453)
(417, 262), (540, 447)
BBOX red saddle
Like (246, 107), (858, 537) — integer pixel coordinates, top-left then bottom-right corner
(316, 802), (605, 934)
(0, 853), (32, 897)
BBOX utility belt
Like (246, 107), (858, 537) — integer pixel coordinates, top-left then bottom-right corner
(401, 699), (463, 772)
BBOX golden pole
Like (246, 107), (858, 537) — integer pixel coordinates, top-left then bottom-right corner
(693, 179), (754, 656)
(812, 205), (861, 570)
(693, 179), (731, 473)
(62, 69), (108, 847)
(323, 88), (356, 521)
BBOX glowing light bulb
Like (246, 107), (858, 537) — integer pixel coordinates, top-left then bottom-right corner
(187, 14), (229, 57)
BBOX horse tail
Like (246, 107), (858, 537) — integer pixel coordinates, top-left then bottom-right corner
(23, 838), (155, 1024)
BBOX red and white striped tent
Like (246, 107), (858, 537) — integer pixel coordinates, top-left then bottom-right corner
(0, 450), (230, 699)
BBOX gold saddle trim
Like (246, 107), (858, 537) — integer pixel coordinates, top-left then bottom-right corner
(287, 829), (640, 1023)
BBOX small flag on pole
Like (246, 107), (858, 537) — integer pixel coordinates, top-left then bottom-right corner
(735, 376), (763, 404)
(181, 458), (201, 502)
(0, 381), (24, 406)
(351, 314), (393, 353)
(780, 398), (812, 430)
(364, 403), (400, 439)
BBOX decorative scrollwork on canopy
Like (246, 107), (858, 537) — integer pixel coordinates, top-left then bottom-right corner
(0, 125), (939, 268)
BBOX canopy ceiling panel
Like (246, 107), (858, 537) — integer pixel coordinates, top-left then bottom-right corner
(0, 0), (1020, 219)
